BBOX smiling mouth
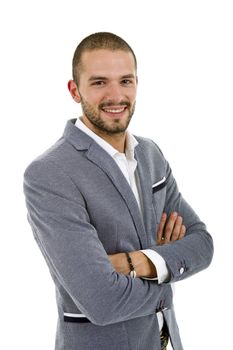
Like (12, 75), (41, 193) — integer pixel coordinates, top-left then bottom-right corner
(101, 106), (127, 115)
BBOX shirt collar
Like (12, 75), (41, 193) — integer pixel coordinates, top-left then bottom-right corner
(75, 117), (138, 160)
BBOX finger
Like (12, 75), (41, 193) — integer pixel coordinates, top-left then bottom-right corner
(178, 224), (186, 239)
(171, 216), (183, 241)
(163, 212), (178, 243)
(156, 213), (167, 244)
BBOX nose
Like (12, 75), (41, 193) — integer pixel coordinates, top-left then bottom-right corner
(105, 82), (125, 103)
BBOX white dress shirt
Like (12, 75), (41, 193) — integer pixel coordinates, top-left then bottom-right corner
(75, 117), (169, 330)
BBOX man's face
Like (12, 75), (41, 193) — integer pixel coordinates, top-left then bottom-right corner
(73, 49), (137, 135)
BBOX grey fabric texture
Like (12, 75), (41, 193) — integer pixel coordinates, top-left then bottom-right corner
(23, 119), (213, 350)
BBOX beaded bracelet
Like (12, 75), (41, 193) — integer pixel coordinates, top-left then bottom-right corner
(125, 252), (137, 278)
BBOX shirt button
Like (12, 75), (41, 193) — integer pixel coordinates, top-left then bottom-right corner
(179, 267), (185, 275)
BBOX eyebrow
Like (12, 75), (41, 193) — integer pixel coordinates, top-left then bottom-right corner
(88, 74), (136, 82)
(121, 74), (136, 79)
(88, 76), (107, 82)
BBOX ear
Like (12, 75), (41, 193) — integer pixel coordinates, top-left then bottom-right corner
(67, 80), (81, 103)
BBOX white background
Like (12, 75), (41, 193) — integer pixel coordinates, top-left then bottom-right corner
(0, 1), (232, 349)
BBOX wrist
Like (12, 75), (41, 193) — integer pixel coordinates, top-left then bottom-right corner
(109, 251), (157, 279)
(131, 251), (157, 278)
(125, 252), (137, 278)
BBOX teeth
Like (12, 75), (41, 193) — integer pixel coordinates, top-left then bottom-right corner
(103, 108), (125, 113)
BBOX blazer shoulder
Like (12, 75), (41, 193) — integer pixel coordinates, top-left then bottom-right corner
(24, 137), (70, 180)
(135, 135), (165, 159)
(23, 138), (82, 205)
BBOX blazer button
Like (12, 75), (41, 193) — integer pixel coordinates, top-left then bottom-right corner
(179, 267), (185, 275)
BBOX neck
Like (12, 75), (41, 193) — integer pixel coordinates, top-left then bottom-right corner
(99, 132), (126, 153)
(81, 116), (126, 153)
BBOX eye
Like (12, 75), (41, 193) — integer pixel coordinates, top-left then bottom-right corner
(91, 81), (105, 86)
(121, 79), (133, 85)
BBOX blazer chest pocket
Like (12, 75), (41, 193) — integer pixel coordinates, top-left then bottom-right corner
(152, 177), (167, 224)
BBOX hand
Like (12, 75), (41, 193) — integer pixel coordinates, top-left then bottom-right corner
(156, 212), (186, 245)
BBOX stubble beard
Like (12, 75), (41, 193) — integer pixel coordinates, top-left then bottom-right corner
(80, 96), (136, 135)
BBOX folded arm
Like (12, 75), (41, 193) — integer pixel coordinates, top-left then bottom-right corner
(109, 161), (213, 283)
(109, 212), (186, 279)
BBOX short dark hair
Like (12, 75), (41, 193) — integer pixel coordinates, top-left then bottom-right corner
(72, 32), (137, 85)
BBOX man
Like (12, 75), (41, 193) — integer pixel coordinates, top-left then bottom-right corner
(24, 32), (213, 350)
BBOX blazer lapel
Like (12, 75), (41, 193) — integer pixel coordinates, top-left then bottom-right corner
(86, 143), (149, 249)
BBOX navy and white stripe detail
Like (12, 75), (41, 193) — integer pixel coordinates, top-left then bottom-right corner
(152, 176), (167, 193)
(64, 312), (91, 323)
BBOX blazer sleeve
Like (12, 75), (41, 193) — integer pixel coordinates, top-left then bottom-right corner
(151, 159), (214, 283)
(23, 157), (173, 326)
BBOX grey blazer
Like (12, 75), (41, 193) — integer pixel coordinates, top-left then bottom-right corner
(23, 119), (213, 350)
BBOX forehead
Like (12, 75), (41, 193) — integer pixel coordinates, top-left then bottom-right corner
(80, 49), (136, 78)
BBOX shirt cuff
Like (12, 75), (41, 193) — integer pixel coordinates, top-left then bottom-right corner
(140, 249), (170, 283)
